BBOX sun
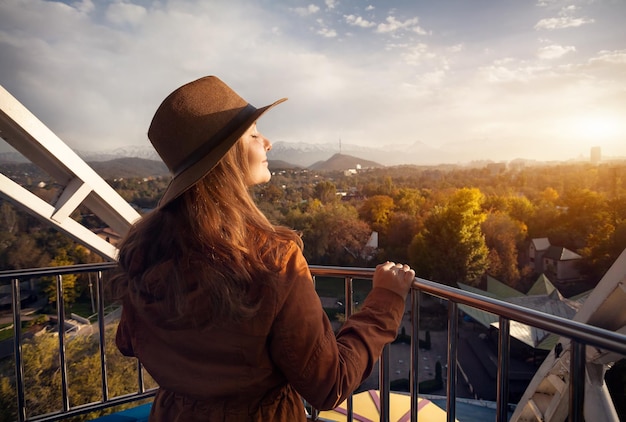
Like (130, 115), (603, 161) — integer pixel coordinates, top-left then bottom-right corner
(575, 115), (622, 140)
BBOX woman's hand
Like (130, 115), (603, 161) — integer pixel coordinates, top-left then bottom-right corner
(372, 261), (415, 300)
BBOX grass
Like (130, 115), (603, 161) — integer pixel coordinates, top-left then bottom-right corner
(0, 321), (32, 342)
(68, 300), (97, 319)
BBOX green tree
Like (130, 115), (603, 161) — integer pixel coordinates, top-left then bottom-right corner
(384, 212), (419, 262)
(578, 221), (626, 281)
(552, 188), (611, 251)
(0, 324), (156, 422)
(43, 252), (78, 307)
(409, 188), (488, 286)
(0, 376), (16, 422)
(3, 233), (49, 270)
(313, 181), (338, 204)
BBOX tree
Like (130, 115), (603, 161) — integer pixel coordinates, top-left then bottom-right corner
(359, 195), (395, 231)
(482, 212), (527, 285)
(0, 324), (157, 422)
(3, 233), (49, 270)
(383, 212), (420, 262)
(409, 188), (488, 286)
(257, 183), (284, 204)
(578, 221), (626, 281)
(313, 180), (338, 204)
(43, 252), (78, 308)
(287, 202), (371, 266)
(0, 202), (18, 234)
(394, 188), (425, 216)
(552, 188), (611, 251)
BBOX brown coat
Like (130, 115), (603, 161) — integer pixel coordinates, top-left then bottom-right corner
(116, 242), (405, 421)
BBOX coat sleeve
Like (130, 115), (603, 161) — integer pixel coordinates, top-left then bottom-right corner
(268, 244), (406, 411)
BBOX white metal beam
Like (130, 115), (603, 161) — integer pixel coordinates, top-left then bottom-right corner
(0, 84), (141, 261)
(0, 174), (118, 260)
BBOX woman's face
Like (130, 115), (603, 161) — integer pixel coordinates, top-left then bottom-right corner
(242, 122), (272, 186)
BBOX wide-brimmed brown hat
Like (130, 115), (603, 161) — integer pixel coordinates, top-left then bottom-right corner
(148, 75), (286, 208)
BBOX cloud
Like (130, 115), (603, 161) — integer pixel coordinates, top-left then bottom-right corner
(315, 18), (337, 38)
(292, 4), (320, 17)
(344, 14), (375, 28)
(317, 27), (337, 38)
(376, 16), (420, 34)
(559, 5), (579, 15)
(535, 16), (594, 30)
(325, 0), (337, 10)
(105, 1), (147, 26)
(1, 0), (624, 163)
(74, 0), (95, 14)
(537, 44), (576, 59)
(401, 43), (436, 65)
(590, 49), (626, 65)
(478, 58), (556, 83)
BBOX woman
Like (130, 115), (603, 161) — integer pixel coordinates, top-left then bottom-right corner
(112, 76), (415, 421)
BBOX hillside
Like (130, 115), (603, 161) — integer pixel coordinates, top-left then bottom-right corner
(0, 158), (169, 183)
(0, 154), (382, 182)
(88, 158), (169, 179)
(308, 153), (383, 171)
(268, 159), (301, 170)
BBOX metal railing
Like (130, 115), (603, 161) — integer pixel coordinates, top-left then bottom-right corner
(2, 263), (626, 422)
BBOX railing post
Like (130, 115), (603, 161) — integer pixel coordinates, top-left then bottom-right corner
(379, 344), (390, 422)
(12, 277), (26, 422)
(56, 274), (71, 411)
(308, 275), (320, 421)
(446, 301), (458, 422)
(496, 317), (510, 422)
(137, 360), (146, 393)
(569, 341), (586, 422)
(97, 271), (109, 402)
(410, 288), (419, 422)
(345, 277), (354, 421)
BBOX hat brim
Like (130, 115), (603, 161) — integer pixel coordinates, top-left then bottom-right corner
(157, 98), (287, 208)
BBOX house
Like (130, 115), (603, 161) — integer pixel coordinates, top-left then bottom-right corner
(528, 237), (551, 273)
(543, 245), (582, 282)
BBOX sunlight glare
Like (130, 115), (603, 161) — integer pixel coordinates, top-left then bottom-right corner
(574, 115), (623, 141)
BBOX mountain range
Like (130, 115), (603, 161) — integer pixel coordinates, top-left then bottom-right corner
(268, 140), (446, 167)
(81, 140), (447, 167)
(0, 140), (453, 167)
(1, 140), (608, 179)
(0, 148), (383, 180)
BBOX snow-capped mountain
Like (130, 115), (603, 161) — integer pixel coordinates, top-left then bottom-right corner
(75, 146), (160, 162)
(1, 140), (462, 167)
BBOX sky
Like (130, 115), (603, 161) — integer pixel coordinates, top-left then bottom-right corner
(1, 0), (625, 164)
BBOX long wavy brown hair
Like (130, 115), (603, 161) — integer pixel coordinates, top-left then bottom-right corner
(110, 137), (302, 326)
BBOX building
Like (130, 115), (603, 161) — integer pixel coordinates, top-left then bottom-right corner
(528, 237), (551, 273)
(591, 146), (601, 164)
(543, 245), (582, 282)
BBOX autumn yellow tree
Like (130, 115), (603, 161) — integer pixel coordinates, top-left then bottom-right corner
(482, 212), (527, 286)
(0, 324), (156, 422)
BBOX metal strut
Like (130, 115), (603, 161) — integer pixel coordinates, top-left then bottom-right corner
(0, 85), (141, 261)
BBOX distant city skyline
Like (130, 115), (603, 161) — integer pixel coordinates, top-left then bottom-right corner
(1, 0), (625, 164)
